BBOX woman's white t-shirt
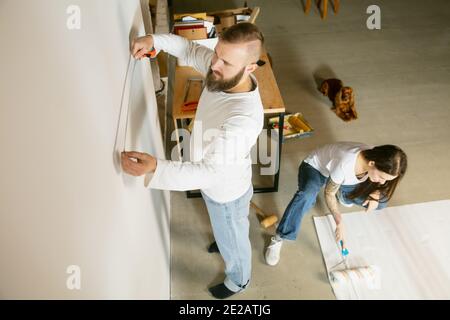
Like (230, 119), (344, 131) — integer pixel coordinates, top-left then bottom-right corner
(304, 142), (372, 185)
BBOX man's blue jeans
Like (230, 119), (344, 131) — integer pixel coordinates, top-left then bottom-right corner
(276, 161), (387, 240)
(201, 185), (253, 293)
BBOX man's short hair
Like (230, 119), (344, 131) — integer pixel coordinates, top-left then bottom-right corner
(219, 22), (264, 63)
(220, 22), (264, 45)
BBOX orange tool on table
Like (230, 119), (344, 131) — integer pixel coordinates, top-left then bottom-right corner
(181, 78), (204, 113)
(182, 101), (199, 112)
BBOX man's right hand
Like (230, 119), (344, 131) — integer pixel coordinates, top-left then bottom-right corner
(131, 35), (154, 59)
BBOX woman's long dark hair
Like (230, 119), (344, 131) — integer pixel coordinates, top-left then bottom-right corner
(347, 145), (407, 203)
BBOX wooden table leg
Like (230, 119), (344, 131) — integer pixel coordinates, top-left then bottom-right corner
(304, 0), (311, 14)
(333, 0), (340, 14)
(322, 0), (328, 19)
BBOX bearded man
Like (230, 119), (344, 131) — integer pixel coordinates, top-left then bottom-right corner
(122, 23), (265, 299)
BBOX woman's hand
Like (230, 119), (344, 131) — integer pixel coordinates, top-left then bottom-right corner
(363, 190), (381, 212)
(121, 151), (157, 176)
(363, 198), (379, 212)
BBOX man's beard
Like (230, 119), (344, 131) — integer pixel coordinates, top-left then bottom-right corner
(205, 67), (245, 92)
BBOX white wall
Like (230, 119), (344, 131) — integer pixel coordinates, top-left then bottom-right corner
(0, 0), (170, 299)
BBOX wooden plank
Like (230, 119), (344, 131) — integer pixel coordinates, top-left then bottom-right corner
(248, 7), (260, 24)
(255, 50), (285, 114)
(207, 7), (252, 17)
(174, 7), (254, 21)
(173, 12), (207, 21)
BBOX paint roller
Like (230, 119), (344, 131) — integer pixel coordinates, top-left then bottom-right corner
(250, 201), (278, 228)
(328, 238), (379, 289)
(330, 264), (378, 287)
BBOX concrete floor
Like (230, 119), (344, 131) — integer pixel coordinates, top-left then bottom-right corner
(168, 0), (450, 299)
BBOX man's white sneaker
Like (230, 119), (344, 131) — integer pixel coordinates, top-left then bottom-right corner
(265, 236), (283, 266)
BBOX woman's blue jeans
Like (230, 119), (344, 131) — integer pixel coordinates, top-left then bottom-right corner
(276, 161), (387, 240)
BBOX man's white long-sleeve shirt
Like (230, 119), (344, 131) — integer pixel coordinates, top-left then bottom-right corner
(144, 34), (264, 203)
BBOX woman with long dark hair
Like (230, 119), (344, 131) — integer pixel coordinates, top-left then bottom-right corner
(265, 142), (407, 266)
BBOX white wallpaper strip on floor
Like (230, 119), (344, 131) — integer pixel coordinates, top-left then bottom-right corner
(313, 200), (450, 299)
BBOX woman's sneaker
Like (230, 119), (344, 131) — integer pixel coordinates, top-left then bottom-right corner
(265, 236), (283, 266)
(336, 191), (354, 207)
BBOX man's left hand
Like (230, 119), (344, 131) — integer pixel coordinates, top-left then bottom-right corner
(121, 151), (157, 176)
